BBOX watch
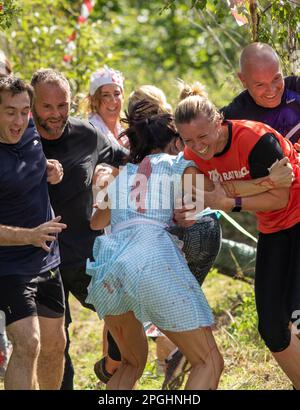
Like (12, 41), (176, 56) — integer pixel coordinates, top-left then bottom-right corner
(232, 197), (242, 212)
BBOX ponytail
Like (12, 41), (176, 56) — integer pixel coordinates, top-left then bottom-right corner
(175, 81), (222, 126)
(177, 79), (208, 101)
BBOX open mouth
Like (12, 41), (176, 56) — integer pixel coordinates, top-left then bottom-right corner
(199, 146), (209, 154)
(264, 94), (281, 103)
(262, 95), (281, 107)
(106, 107), (119, 113)
(10, 128), (22, 138)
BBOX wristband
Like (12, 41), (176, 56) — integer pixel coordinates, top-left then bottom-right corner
(231, 197), (242, 212)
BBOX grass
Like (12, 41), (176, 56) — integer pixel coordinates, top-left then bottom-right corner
(69, 269), (291, 390)
(69, 293), (164, 390)
(0, 270), (292, 390)
(204, 271), (290, 390)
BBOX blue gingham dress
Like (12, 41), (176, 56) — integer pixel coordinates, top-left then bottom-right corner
(86, 153), (214, 332)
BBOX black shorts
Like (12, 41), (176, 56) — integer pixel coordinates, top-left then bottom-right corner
(60, 264), (95, 327)
(0, 267), (65, 327)
(255, 222), (300, 352)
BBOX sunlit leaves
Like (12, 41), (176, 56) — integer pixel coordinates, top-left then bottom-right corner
(0, 0), (20, 30)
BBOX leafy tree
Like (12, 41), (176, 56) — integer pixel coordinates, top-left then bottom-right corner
(256, 0), (300, 74)
(1, 0), (299, 107)
(0, 0), (20, 31)
(2, 0), (242, 105)
(4, 0), (118, 92)
(164, 0), (300, 74)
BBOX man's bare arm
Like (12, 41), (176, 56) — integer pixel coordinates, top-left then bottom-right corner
(0, 217), (67, 252)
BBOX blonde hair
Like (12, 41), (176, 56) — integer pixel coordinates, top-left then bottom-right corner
(0, 51), (12, 76)
(175, 81), (222, 125)
(79, 84), (123, 118)
(77, 94), (92, 118)
(178, 80), (208, 100)
(128, 85), (171, 116)
(90, 87), (103, 113)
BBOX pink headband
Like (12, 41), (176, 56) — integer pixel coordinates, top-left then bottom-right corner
(89, 66), (124, 96)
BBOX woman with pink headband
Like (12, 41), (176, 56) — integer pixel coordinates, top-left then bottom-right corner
(86, 66), (128, 148)
(83, 67), (129, 382)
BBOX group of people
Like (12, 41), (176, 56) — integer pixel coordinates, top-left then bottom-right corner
(0, 41), (299, 390)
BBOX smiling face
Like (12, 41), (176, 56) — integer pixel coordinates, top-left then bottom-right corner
(93, 84), (123, 125)
(0, 91), (30, 144)
(32, 82), (70, 140)
(176, 116), (227, 160)
(238, 59), (284, 108)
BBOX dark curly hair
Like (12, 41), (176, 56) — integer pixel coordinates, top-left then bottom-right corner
(121, 100), (179, 163)
(0, 75), (33, 105)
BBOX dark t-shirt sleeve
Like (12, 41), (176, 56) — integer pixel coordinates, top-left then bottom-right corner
(284, 76), (300, 93)
(221, 101), (236, 119)
(221, 90), (249, 120)
(248, 133), (284, 178)
(95, 128), (128, 167)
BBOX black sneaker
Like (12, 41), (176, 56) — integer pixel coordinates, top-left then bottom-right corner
(162, 349), (188, 390)
(94, 357), (113, 384)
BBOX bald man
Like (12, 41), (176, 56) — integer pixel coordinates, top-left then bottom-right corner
(222, 43), (300, 340)
(222, 42), (300, 144)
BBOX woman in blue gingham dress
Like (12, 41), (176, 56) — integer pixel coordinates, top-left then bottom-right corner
(86, 107), (223, 389)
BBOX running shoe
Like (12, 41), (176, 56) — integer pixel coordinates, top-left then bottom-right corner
(162, 349), (188, 390)
(94, 357), (112, 384)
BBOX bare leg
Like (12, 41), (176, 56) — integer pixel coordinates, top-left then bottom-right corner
(291, 323), (300, 342)
(272, 333), (300, 389)
(37, 316), (66, 390)
(105, 356), (121, 375)
(156, 336), (177, 373)
(102, 323), (108, 356)
(105, 311), (148, 390)
(5, 316), (41, 390)
(102, 323), (121, 374)
(156, 336), (176, 361)
(161, 327), (224, 390)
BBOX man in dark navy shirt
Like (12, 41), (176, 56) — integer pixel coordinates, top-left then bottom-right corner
(220, 42), (300, 293)
(30, 69), (127, 390)
(0, 76), (67, 389)
(222, 42), (300, 144)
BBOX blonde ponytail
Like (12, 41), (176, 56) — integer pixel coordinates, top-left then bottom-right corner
(177, 79), (208, 101)
(175, 81), (222, 126)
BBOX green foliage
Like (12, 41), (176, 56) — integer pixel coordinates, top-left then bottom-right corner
(227, 291), (264, 347)
(1, 0), (299, 107)
(5, 0), (120, 92)
(164, 0), (299, 74)
(256, 0), (300, 74)
(0, 0), (20, 31)
(2, 0), (243, 106)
